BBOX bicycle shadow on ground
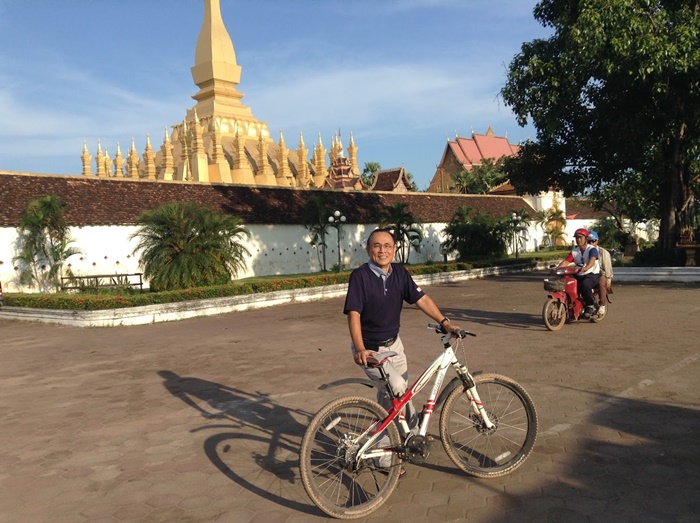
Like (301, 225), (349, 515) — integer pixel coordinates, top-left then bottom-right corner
(157, 370), (322, 516)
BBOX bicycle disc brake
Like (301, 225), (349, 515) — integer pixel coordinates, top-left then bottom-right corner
(471, 411), (499, 435)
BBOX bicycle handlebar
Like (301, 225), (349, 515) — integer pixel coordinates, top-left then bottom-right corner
(427, 323), (476, 338)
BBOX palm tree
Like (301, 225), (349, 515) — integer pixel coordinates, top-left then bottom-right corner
(130, 202), (250, 291)
(504, 209), (532, 257)
(452, 170), (471, 194)
(13, 195), (80, 292)
(533, 210), (549, 246)
(361, 162), (382, 188)
(546, 205), (568, 246)
(379, 202), (423, 263)
(452, 205), (475, 223)
(302, 195), (332, 271)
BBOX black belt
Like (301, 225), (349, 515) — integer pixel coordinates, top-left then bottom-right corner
(363, 337), (397, 351)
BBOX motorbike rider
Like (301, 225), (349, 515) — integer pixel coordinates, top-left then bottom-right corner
(588, 231), (612, 316)
(557, 228), (600, 316)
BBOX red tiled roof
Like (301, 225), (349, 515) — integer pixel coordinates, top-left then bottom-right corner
(455, 137), (481, 166)
(472, 133), (515, 160)
(428, 129), (521, 193)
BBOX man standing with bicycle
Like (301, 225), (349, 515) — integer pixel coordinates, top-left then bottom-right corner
(343, 228), (461, 432)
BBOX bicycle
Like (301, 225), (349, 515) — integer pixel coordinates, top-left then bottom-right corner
(299, 324), (538, 519)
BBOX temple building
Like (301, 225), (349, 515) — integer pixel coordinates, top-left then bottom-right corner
(427, 127), (520, 193)
(370, 167), (413, 192)
(79, 0), (361, 189)
(322, 135), (364, 190)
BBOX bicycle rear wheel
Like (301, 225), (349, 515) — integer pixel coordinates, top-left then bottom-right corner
(439, 373), (537, 478)
(299, 396), (401, 519)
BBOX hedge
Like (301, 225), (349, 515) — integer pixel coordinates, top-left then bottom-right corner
(2, 256), (553, 311)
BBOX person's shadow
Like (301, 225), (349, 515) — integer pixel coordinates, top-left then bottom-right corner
(158, 370), (319, 514)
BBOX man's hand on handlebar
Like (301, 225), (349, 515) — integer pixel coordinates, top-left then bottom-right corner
(428, 321), (475, 339)
(444, 322), (462, 337)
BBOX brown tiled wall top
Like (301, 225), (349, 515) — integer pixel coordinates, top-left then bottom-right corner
(0, 172), (532, 227)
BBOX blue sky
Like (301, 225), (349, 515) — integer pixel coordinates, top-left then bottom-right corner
(0, 0), (551, 190)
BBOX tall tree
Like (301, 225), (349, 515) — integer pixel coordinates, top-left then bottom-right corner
(130, 202), (249, 291)
(452, 170), (471, 194)
(302, 194), (332, 271)
(501, 0), (700, 262)
(378, 202), (423, 263)
(449, 159), (508, 194)
(13, 195), (80, 292)
(546, 204), (568, 247)
(442, 206), (508, 260)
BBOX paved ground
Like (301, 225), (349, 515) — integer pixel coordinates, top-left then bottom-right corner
(1, 271), (699, 523)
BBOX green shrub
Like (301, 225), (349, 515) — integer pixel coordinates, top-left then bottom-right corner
(3, 259), (551, 311)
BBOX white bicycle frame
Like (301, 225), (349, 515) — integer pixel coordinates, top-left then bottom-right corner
(357, 327), (495, 463)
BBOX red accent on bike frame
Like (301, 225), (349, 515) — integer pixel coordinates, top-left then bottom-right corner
(371, 382), (419, 435)
(370, 352), (450, 437)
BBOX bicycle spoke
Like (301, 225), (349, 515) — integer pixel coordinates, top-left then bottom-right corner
(440, 374), (537, 478)
(300, 397), (402, 519)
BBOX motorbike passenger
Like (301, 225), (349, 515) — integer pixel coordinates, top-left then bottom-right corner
(557, 228), (600, 316)
(588, 231), (612, 316)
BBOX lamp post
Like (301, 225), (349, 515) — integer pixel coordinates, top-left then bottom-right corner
(511, 212), (521, 259)
(328, 210), (346, 272)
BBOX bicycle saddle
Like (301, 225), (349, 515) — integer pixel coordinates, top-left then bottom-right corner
(366, 351), (399, 367)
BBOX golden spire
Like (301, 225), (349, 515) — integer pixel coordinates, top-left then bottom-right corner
(143, 134), (157, 180)
(95, 139), (105, 177)
(276, 129), (291, 186)
(348, 131), (359, 175)
(190, 0), (254, 122)
(160, 128), (175, 181)
(81, 140), (93, 176)
(113, 142), (124, 177)
(126, 137), (140, 178)
(103, 147), (111, 177)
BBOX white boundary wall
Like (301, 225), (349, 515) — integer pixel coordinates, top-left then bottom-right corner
(1, 222), (467, 292)
(2, 219), (612, 293)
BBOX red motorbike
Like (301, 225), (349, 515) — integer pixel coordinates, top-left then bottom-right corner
(542, 266), (607, 331)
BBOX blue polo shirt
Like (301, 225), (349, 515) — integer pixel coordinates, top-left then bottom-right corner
(343, 261), (425, 340)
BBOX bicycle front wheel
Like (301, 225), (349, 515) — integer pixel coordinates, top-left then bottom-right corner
(439, 373), (538, 478)
(299, 396), (401, 519)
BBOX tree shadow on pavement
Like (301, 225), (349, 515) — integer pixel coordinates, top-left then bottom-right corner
(158, 370), (323, 516)
(439, 307), (541, 330)
(489, 391), (700, 521)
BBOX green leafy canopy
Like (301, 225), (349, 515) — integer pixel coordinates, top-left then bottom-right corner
(501, 0), (700, 261)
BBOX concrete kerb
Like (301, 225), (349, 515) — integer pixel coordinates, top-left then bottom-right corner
(0, 262), (550, 327)
(1, 263), (698, 327)
(613, 266), (700, 282)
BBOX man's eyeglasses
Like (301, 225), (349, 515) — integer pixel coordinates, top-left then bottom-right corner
(371, 243), (395, 250)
